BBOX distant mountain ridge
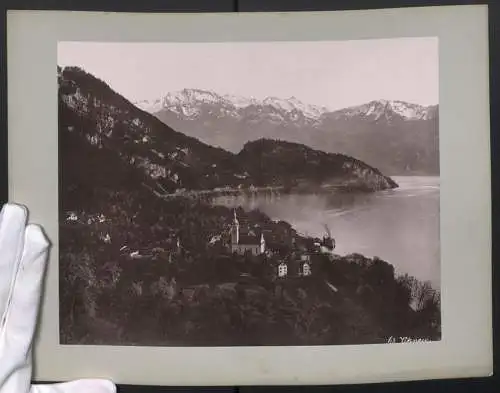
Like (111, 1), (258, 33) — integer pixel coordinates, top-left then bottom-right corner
(136, 89), (439, 176)
(135, 89), (436, 123)
(329, 99), (438, 122)
(135, 88), (330, 123)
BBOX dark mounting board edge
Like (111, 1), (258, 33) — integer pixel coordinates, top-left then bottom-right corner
(236, 0), (489, 12)
(1, 1), (498, 393)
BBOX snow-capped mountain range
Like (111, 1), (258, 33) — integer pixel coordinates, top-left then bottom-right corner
(134, 88), (437, 123)
(329, 99), (437, 121)
(134, 89), (329, 122)
(134, 88), (439, 176)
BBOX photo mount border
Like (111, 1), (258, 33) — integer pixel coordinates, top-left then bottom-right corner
(2, 1), (497, 392)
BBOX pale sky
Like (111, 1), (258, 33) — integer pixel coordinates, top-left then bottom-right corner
(58, 37), (438, 110)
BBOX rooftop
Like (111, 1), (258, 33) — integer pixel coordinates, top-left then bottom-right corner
(238, 234), (262, 245)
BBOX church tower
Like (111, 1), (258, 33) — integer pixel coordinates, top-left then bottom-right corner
(231, 209), (239, 245)
(175, 236), (182, 256)
(259, 232), (266, 254)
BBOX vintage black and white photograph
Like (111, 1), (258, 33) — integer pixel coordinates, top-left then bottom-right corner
(57, 38), (440, 347)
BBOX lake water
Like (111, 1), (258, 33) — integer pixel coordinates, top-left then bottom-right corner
(212, 176), (440, 289)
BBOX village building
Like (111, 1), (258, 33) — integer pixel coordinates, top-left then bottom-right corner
(278, 262), (287, 277)
(230, 210), (266, 255)
(276, 255), (312, 278)
(227, 209), (326, 279)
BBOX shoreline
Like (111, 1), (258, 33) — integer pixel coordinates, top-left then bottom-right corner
(145, 181), (399, 201)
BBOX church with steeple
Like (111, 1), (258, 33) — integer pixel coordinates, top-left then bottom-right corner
(230, 209), (266, 255)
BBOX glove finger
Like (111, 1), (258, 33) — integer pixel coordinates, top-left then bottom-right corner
(31, 379), (116, 393)
(0, 203), (28, 329)
(3, 223), (49, 358)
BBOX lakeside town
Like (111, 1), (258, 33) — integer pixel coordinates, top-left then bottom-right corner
(61, 196), (441, 347)
(65, 205), (336, 283)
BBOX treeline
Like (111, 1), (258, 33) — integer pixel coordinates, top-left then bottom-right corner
(237, 138), (398, 191)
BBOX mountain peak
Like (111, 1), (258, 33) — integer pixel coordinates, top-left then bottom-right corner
(331, 99), (436, 121)
(135, 88), (231, 117)
(164, 88), (224, 106)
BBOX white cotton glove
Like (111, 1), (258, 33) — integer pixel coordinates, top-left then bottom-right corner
(0, 203), (116, 393)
